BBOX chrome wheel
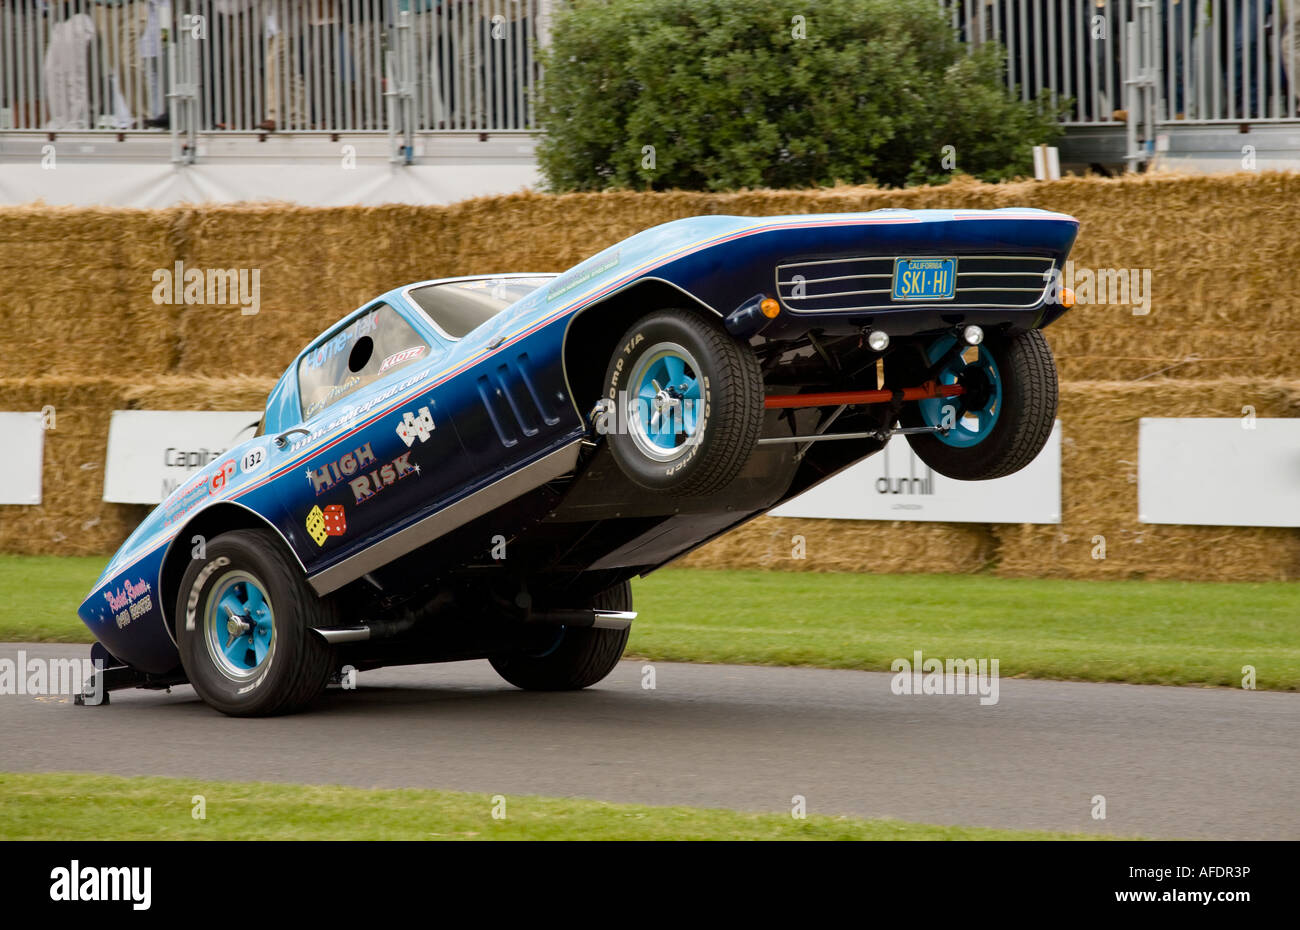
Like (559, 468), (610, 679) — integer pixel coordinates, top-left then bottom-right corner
(203, 570), (276, 681)
(917, 334), (1003, 448)
(624, 341), (704, 462)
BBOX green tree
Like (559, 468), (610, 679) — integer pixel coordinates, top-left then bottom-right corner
(536, 0), (1066, 191)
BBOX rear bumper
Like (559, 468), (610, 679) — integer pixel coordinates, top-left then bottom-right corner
(729, 299), (1069, 341)
(662, 210), (1079, 341)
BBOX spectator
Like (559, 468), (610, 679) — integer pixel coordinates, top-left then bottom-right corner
(484, 0), (530, 129)
(210, 0), (258, 129)
(291, 0), (381, 131)
(139, 0), (169, 127)
(401, 0), (448, 129)
(92, 0), (149, 126)
(346, 0), (383, 130)
(448, 0), (529, 129)
(1280, 0), (1300, 112)
(1167, 0), (1194, 118)
(44, 2), (97, 129)
(261, 0), (303, 130)
(1232, 0), (1272, 118)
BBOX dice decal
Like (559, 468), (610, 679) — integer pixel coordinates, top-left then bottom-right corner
(305, 506), (328, 546)
(322, 504), (346, 537)
(396, 406), (435, 447)
(305, 504), (348, 547)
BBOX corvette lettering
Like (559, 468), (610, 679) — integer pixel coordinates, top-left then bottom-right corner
(547, 250), (620, 301)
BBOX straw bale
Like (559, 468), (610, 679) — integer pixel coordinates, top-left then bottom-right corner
(992, 377), (1300, 581)
(676, 518), (996, 574)
(0, 376), (277, 556)
(6, 172), (1299, 382)
(3, 174), (1299, 572)
(0, 377), (144, 555)
(686, 379), (1300, 581)
(0, 206), (178, 380)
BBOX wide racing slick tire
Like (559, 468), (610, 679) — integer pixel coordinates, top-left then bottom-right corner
(897, 329), (1058, 481)
(175, 528), (336, 717)
(601, 308), (763, 495)
(489, 583), (632, 691)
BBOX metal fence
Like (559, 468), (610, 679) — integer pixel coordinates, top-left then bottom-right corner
(4, 1), (1298, 144)
(1, 0), (546, 133)
(945, 0), (1300, 124)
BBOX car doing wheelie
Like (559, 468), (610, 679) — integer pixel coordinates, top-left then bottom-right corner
(77, 208), (1078, 715)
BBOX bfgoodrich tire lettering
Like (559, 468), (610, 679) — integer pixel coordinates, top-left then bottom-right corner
(176, 528), (336, 716)
(603, 309), (763, 495)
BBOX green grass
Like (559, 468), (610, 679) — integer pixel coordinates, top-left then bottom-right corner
(0, 773), (1106, 840)
(629, 569), (1300, 690)
(3, 555), (1296, 689)
(0, 555), (107, 643)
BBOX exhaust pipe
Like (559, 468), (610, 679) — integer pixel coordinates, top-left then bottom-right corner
(526, 608), (637, 632)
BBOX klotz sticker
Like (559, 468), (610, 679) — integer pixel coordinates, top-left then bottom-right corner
(379, 346), (426, 374)
(395, 406), (435, 447)
(240, 446), (266, 474)
(305, 506), (328, 547)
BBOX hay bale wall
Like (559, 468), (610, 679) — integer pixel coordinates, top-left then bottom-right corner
(1, 173), (1296, 578)
(681, 379), (1300, 582)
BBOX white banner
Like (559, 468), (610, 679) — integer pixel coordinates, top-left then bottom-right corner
(1139, 418), (1300, 527)
(103, 411), (263, 505)
(0, 413), (45, 505)
(0, 161), (540, 209)
(771, 421), (1061, 524)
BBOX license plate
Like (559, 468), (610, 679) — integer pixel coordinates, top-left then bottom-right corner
(892, 257), (957, 301)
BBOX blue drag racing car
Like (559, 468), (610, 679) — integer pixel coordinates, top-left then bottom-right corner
(78, 208), (1079, 715)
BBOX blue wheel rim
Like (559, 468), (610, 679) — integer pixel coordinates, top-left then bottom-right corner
(203, 571), (276, 681)
(916, 334), (1002, 448)
(625, 341), (703, 461)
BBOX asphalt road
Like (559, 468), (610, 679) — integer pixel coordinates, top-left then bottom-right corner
(2, 643), (1296, 839)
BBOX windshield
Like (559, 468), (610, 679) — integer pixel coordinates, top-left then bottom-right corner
(406, 276), (553, 339)
(297, 302), (429, 420)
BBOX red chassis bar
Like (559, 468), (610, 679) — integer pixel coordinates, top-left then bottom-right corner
(763, 380), (965, 409)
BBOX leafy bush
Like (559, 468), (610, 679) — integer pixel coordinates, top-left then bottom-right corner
(536, 0), (1066, 191)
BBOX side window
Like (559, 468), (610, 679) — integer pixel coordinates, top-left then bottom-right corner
(407, 276), (553, 339)
(297, 303), (430, 420)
